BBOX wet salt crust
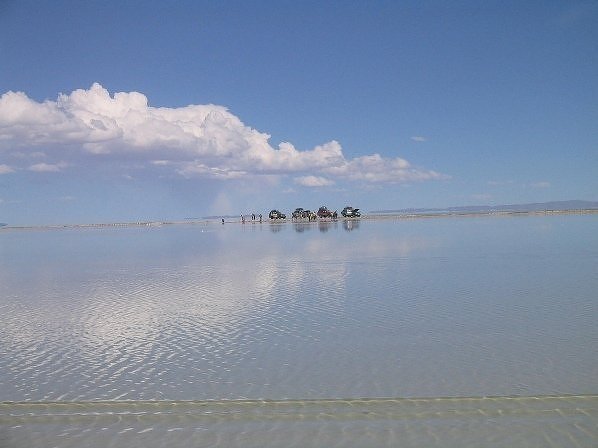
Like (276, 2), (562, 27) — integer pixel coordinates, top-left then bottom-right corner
(1, 214), (597, 446)
(2, 395), (597, 448)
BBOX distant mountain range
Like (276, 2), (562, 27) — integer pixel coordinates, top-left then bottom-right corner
(372, 200), (598, 214)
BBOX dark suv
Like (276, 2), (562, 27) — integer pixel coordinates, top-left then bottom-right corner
(269, 210), (286, 219)
(341, 206), (360, 218)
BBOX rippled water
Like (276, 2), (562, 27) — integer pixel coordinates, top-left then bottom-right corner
(1, 215), (597, 446)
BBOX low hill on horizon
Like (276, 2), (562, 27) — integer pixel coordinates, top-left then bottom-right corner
(372, 200), (598, 214)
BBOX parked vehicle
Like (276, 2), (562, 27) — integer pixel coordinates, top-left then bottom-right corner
(292, 208), (315, 220)
(269, 210), (286, 219)
(341, 206), (360, 218)
(317, 206), (334, 218)
(292, 208), (305, 219)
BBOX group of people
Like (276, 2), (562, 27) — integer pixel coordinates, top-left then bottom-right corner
(240, 213), (262, 223)
(292, 211), (318, 221)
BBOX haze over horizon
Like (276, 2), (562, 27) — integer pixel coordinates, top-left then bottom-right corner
(1, 1), (596, 225)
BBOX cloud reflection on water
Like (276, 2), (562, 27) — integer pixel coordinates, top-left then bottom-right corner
(0, 221), (440, 400)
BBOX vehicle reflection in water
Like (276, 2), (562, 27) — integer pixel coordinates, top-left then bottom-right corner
(291, 220), (358, 233)
(318, 221), (337, 233)
(268, 223), (285, 233)
(293, 222), (312, 233)
(343, 219), (360, 231)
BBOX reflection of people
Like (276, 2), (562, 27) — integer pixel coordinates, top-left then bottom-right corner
(343, 219), (359, 231)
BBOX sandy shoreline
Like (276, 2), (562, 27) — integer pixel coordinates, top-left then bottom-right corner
(1, 208), (597, 232)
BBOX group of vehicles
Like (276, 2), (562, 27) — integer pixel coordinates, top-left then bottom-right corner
(269, 206), (360, 220)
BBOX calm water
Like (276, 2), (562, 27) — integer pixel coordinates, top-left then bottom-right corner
(1, 215), (597, 446)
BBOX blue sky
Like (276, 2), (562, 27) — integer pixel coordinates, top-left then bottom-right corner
(0, 0), (596, 225)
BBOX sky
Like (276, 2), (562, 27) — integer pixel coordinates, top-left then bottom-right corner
(0, 0), (596, 225)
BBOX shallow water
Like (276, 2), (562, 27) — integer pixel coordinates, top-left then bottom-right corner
(1, 214), (597, 445)
(2, 395), (597, 448)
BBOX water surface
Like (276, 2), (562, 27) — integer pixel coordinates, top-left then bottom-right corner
(1, 214), (597, 446)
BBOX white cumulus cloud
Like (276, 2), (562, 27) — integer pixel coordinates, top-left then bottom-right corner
(325, 154), (445, 183)
(0, 83), (447, 185)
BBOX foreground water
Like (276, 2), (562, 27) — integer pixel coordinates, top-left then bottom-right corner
(1, 214), (597, 446)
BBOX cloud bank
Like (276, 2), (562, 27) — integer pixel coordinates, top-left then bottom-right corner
(0, 83), (446, 185)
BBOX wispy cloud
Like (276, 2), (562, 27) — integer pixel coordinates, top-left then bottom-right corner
(294, 175), (335, 187)
(10, 151), (46, 159)
(487, 180), (515, 186)
(0, 164), (14, 174)
(531, 181), (550, 189)
(27, 162), (69, 172)
(557, 2), (598, 27)
(0, 84), (447, 186)
(208, 191), (234, 216)
(471, 193), (492, 201)
(410, 136), (427, 142)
